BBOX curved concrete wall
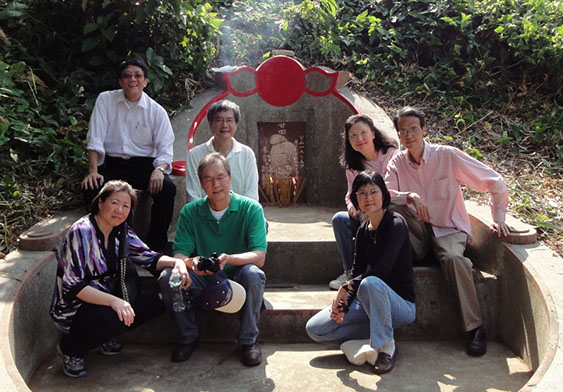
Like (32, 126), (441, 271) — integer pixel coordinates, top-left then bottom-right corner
(1, 206), (562, 390)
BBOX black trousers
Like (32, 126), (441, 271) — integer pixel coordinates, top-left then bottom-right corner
(60, 289), (165, 357)
(83, 156), (176, 251)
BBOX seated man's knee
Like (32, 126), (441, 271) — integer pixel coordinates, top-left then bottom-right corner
(162, 176), (176, 194)
(440, 253), (473, 274)
(238, 264), (266, 289)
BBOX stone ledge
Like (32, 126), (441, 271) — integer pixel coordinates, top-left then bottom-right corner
(18, 210), (83, 252)
(467, 200), (537, 245)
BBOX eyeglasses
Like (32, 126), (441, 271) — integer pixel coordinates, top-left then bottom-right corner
(120, 72), (145, 80)
(202, 173), (229, 185)
(355, 188), (380, 200)
(397, 128), (422, 137)
(212, 118), (236, 126)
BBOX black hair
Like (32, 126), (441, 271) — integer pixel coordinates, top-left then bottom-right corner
(118, 58), (149, 79)
(350, 171), (391, 211)
(393, 106), (426, 130)
(89, 180), (137, 223)
(339, 114), (397, 171)
(206, 100), (241, 124)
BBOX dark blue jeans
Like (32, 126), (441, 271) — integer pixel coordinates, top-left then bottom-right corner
(331, 211), (361, 271)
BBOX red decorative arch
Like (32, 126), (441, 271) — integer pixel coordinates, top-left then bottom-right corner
(186, 56), (358, 150)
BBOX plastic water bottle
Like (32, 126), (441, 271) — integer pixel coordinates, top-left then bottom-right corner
(169, 268), (186, 312)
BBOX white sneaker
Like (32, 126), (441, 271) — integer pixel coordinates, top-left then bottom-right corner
(340, 340), (377, 365)
(329, 271), (351, 290)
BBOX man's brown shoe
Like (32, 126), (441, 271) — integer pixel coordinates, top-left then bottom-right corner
(241, 343), (262, 366)
(373, 348), (398, 375)
(171, 339), (199, 362)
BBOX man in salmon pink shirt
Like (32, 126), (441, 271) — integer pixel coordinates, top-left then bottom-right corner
(384, 106), (510, 357)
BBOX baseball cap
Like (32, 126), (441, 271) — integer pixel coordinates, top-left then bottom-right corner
(197, 270), (246, 313)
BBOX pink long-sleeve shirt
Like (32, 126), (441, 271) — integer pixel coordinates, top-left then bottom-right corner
(345, 147), (398, 216)
(384, 142), (508, 239)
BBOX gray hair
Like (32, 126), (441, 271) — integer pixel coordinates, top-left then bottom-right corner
(206, 100), (241, 124)
(197, 153), (231, 181)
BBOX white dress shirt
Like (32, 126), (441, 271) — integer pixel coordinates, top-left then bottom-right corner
(186, 137), (259, 202)
(86, 89), (174, 173)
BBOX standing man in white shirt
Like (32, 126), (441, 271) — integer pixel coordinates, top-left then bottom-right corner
(185, 100), (259, 203)
(81, 58), (175, 252)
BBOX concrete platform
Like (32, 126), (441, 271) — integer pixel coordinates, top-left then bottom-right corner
(28, 341), (531, 391)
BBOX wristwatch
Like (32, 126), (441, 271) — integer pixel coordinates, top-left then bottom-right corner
(156, 166), (165, 173)
(341, 282), (352, 292)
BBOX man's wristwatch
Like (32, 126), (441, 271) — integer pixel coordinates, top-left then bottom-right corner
(341, 282), (352, 292)
(156, 166), (165, 173)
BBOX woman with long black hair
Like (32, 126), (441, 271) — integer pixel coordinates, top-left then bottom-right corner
(329, 114), (399, 290)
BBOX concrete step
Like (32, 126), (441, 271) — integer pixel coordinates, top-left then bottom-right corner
(263, 241), (341, 284)
(126, 266), (498, 344)
(264, 205), (342, 284)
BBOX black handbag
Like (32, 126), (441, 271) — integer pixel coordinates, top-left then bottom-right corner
(113, 224), (139, 305)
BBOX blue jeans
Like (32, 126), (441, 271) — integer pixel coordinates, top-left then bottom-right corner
(158, 264), (266, 345)
(306, 276), (416, 350)
(332, 211), (361, 271)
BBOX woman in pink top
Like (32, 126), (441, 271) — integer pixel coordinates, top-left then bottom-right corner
(329, 114), (399, 290)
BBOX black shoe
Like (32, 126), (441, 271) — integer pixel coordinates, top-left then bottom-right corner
(241, 343), (262, 366)
(101, 338), (123, 356)
(373, 348), (398, 375)
(467, 326), (487, 356)
(171, 339), (199, 362)
(57, 344), (87, 378)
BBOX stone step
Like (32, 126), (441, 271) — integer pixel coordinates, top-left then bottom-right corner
(264, 241), (341, 284)
(125, 267), (498, 344)
(263, 205), (343, 284)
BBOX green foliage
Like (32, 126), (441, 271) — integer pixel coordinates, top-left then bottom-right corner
(214, 0), (285, 65)
(1, 0), (223, 106)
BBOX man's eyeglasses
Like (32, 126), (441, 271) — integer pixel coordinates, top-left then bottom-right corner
(397, 128), (422, 137)
(120, 72), (145, 80)
(202, 174), (229, 185)
(212, 118), (236, 126)
(355, 189), (380, 200)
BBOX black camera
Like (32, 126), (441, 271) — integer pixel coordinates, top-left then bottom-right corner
(197, 252), (220, 273)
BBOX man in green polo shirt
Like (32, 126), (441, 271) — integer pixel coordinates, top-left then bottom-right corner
(159, 152), (267, 367)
